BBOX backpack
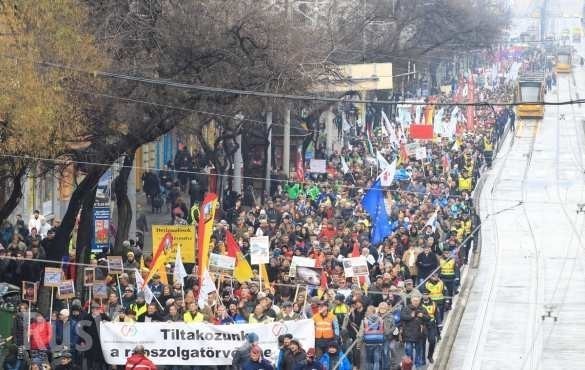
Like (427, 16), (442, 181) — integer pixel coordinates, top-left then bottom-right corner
(393, 309), (401, 326)
(363, 317), (384, 344)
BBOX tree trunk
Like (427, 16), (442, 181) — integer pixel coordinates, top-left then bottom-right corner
(53, 167), (106, 261)
(0, 168), (27, 224)
(74, 186), (97, 296)
(113, 150), (136, 256)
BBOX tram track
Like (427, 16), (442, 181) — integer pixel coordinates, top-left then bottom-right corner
(518, 70), (585, 370)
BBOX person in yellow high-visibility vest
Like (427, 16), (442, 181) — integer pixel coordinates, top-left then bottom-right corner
(425, 273), (446, 327)
(421, 292), (439, 364)
(458, 171), (472, 194)
(483, 135), (494, 168)
(439, 249), (459, 310)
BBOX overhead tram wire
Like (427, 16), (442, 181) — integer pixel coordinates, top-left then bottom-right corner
(3, 53), (585, 108)
(2, 152), (584, 207)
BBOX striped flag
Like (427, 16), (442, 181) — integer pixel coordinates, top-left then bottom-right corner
(197, 193), (218, 283)
(226, 230), (254, 282)
(144, 232), (172, 285)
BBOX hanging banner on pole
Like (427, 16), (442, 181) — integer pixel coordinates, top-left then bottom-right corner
(92, 169), (112, 253)
(100, 320), (315, 365)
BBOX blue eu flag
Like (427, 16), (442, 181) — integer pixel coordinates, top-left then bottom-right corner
(361, 179), (392, 245)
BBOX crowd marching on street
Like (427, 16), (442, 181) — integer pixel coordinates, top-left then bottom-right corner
(0, 46), (538, 370)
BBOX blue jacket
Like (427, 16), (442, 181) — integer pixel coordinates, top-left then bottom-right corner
(294, 360), (325, 370)
(319, 353), (351, 370)
(242, 358), (275, 370)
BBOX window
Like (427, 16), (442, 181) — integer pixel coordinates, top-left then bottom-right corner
(520, 85), (540, 103)
(558, 54), (570, 64)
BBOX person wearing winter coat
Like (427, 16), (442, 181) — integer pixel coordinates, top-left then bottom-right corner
(294, 348), (324, 370)
(30, 314), (51, 351)
(125, 345), (157, 370)
(377, 301), (397, 370)
(356, 306), (384, 370)
(282, 339), (307, 370)
(232, 332), (259, 370)
(400, 295), (430, 369)
(242, 346), (274, 370)
(318, 343), (352, 370)
(415, 245), (439, 284)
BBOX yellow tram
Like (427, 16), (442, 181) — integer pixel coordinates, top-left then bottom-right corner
(515, 73), (545, 119)
(555, 47), (572, 73)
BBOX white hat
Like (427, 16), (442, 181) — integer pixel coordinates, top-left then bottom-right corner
(59, 309), (70, 318)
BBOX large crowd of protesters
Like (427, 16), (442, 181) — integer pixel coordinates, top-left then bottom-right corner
(0, 48), (539, 370)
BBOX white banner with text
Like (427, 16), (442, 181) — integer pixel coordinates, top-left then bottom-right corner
(100, 319), (315, 365)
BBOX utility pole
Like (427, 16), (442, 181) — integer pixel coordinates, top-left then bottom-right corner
(265, 110), (272, 195)
(541, 0), (548, 41)
(232, 113), (244, 195)
(283, 105), (291, 178)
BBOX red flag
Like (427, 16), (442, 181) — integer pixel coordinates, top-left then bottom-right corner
(225, 230), (254, 282)
(409, 124), (434, 139)
(352, 241), (360, 257)
(466, 77), (475, 130)
(295, 146), (304, 181)
(320, 270), (328, 291)
(225, 230), (239, 258)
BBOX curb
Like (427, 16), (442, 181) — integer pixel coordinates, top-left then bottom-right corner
(429, 124), (510, 370)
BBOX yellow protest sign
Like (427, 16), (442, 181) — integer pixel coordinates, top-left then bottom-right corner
(151, 225), (196, 263)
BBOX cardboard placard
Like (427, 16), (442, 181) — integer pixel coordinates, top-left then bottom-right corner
(209, 254), (236, 270)
(44, 267), (63, 287)
(309, 159), (327, 173)
(250, 236), (270, 265)
(58, 279), (76, 300)
(404, 142), (420, 157)
(84, 267), (95, 287)
(415, 147), (427, 161)
(22, 281), (38, 302)
(107, 256), (124, 275)
(92, 280), (108, 299)
(289, 256), (317, 278)
(295, 266), (322, 286)
(342, 256), (369, 278)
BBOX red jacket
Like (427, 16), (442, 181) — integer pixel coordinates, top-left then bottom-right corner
(29, 322), (51, 350)
(125, 354), (157, 370)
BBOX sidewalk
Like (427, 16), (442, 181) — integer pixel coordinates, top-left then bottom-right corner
(136, 190), (176, 255)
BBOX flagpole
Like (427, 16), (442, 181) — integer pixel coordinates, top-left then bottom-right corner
(116, 274), (123, 304)
(49, 287), (54, 326)
(88, 288), (92, 314)
(293, 284), (300, 303)
(258, 264), (262, 291)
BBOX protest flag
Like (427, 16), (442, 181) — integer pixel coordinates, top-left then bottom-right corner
(173, 246), (188, 285)
(198, 193), (218, 283)
(341, 156), (350, 174)
(135, 268), (155, 305)
(144, 232), (172, 285)
(197, 269), (217, 309)
(378, 159), (397, 187)
(226, 230), (254, 282)
(259, 263), (271, 291)
(295, 146), (305, 181)
(362, 179), (392, 245)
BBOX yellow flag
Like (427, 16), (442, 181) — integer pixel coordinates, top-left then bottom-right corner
(198, 193), (218, 282)
(259, 264), (271, 291)
(234, 252), (254, 282)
